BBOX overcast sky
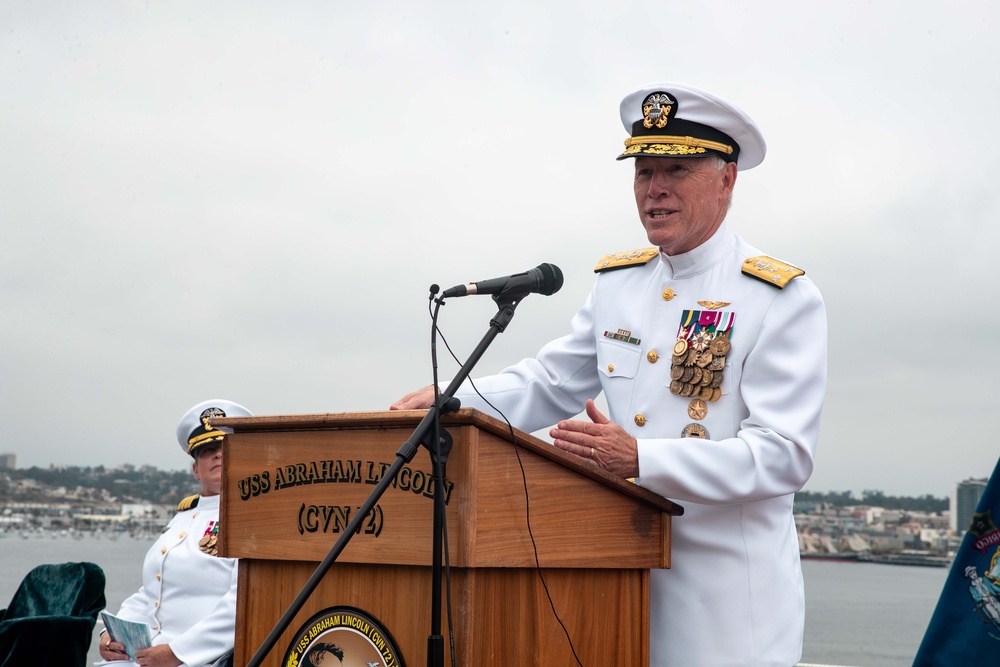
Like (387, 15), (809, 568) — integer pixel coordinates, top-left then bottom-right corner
(2, 1), (998, 500)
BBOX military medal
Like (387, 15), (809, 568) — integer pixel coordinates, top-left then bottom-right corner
(709, 336), (731, 356)
(669, 306), (734, 434)
(687, 399), (708, 420)
(200, 521), (220, 556)
(691, 329), (713, 351)
(681, 423), (709, 439)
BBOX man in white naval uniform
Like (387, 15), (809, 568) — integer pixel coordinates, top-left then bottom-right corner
(392, 82), (827, 666)
(98, 399), (252, 667)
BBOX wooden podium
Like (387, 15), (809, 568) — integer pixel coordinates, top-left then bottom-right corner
(216, 409), (683, 667)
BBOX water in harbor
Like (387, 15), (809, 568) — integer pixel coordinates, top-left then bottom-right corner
(800, 559), (945, 667)
(0, 534), (946, 666)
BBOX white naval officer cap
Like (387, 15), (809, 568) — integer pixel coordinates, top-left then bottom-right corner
(175, 399), (253, 457)
(617, 81), (766, 170)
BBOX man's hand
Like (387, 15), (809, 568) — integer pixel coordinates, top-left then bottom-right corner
(98, 633), (129, 662)
(550, 399), (639, 477)
(133, 643), (182, 667)
(390, 385), (436, 410)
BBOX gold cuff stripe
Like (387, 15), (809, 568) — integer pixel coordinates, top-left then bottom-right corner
(624, 135), (734, 155)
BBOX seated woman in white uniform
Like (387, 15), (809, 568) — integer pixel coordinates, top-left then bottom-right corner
(97, 399), (252, 667)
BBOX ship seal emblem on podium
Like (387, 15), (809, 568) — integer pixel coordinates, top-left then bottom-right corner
(282, 606), (405, 667)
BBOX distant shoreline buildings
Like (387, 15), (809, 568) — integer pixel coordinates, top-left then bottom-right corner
(0, 459), (991, 567)
(796, 476), (992, 567)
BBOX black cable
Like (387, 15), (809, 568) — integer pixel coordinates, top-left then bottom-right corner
(433, 321), (584, 667)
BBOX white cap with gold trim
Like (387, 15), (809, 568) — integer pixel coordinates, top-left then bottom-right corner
(175, 399), (252, 456)
(617, 81), (766, 171)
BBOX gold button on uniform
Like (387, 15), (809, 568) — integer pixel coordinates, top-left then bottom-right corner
(607, 363), (615, 373)
(154, 600), (159, 607)
(179, 532), (186, 539)
(156, 573), (161, 581)
(662, 288), (675, 301)
(161, 547), (167, 554)
(634, 414), (647, 427)
(647, 350), (659, 363)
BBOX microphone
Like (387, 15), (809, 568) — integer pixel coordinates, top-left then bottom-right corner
(441, 263), (564, 299)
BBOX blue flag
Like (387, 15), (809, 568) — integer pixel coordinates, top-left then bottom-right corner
(913, 456), (1000, 665)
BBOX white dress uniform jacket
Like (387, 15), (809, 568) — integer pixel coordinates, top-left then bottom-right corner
(452, 224), (827, 666)
(113, 494), (237, 667)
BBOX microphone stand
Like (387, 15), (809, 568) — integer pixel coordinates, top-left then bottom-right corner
(245, 294), (525, 667)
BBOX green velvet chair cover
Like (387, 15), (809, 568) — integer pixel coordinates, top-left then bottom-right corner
(0, 561), (107, 667)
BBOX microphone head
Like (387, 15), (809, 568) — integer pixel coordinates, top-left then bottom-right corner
(535, 263), (564, 296)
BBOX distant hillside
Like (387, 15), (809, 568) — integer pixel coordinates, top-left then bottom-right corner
(0, 464), (951, 513)
(0, 465), (199, 505)
(794, 489), (948, 513)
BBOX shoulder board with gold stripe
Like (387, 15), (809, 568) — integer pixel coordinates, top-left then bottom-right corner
(742, 255), (804, 288)
(177, 494), (201, 511)
(594, 247), (659, 273)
